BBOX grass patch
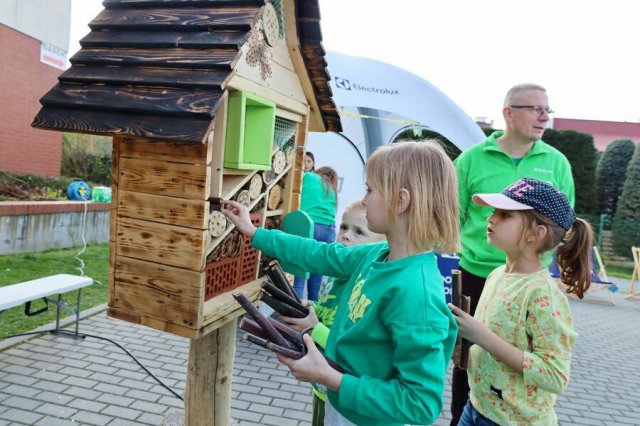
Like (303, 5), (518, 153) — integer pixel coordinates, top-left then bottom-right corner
(605, 265), (634, 280)
(0, 244), (109, 339)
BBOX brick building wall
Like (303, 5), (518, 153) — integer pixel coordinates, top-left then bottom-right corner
(0, 24), (64, 176)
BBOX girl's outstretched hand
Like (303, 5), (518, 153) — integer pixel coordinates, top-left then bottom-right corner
(221, 199), (257, 238)
(279, 301), (319, 332)
(277, 334), (343, 392)
(448, 303), (488, 344)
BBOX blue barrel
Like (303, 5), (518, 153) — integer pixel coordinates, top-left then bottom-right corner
(436, 254), (460, 303)
(67, 181), (91, 201)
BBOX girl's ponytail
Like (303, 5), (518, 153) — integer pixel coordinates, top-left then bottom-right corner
(556, 218), (594, 299)
(316, 166), (339, 197)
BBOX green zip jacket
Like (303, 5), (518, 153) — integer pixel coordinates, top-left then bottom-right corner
(455, 131), (575, 278)
(300, 171), (337, 226)
(308, 276), (345, 401)
(252, 228), (457, 426)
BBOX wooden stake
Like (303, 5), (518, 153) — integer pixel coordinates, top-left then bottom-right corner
(184, 320), (236, 426)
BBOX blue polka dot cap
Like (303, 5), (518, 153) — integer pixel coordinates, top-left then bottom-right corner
(472, 177), (576, 231)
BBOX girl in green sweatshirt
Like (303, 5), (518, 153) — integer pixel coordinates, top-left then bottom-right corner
(279, 200), (386, 426)
(223, 140), (460, 426)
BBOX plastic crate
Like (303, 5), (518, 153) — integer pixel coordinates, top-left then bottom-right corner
(204, 255), (241, 301)
(224, 91), (276, 170)
(238, 213), (262, 285)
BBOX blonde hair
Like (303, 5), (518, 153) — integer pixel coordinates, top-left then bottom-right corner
(365, 140), (460, 253)
(315, 166), (339, 196)
(343, 200), (365, 214)
(504, 83), (547, 107)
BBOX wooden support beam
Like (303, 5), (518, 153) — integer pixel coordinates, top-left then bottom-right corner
(185, 320), (236, 426)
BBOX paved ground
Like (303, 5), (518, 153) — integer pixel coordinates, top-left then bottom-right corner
(0, 280), (639, 426)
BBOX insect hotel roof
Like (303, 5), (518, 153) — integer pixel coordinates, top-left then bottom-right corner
(32, 0), (342, 142)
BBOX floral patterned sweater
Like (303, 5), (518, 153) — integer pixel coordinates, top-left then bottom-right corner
(468, 266), (578, 425)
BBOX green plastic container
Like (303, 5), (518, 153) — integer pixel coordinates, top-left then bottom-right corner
(224, 91), (276, 170)
(91, 186), (112, 203)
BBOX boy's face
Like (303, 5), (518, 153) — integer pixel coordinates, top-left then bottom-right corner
(337, 208), (385, 247)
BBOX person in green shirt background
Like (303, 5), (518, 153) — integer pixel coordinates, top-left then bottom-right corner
(449, 178), (593, 425)
(280, 200), (386, 426)
(450, 83), (575, 424)
(294, 164), (339, 301)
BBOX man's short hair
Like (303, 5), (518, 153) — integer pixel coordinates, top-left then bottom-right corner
(504, 83), (547, 107)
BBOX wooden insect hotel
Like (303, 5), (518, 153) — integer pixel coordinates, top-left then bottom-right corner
(32, 0), (340, 423)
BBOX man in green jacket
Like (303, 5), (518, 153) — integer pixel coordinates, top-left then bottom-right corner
(450, 83), (575, 425)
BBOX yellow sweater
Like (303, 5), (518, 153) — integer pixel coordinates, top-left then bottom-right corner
(468, 266), (577, 425)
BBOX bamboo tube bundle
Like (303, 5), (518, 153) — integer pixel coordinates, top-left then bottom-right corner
(452, 269), (472, 369)
(260, 281), (308, 318)
(232, 292), (344, 373)
(260, 260), (307, 318)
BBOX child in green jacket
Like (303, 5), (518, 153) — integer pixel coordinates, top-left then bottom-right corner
(224, 140), (460, 426)
(279, 200), (386, 425)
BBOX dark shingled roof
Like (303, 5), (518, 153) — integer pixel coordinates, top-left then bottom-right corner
(32, 0), (341, 143)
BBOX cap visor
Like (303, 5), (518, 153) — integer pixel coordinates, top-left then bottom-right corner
(472, 193), (532, 210)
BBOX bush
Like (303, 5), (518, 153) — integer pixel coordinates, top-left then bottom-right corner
(542, 129), (598, 215)
(612, 143), (640, 256)
(0, 172), (73, 201)
(596, 140), (635, 223)
(61, 133), (112, 185)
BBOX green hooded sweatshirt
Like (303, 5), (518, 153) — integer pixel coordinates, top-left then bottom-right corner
(252, 228), (457, 426)
(455, 131), (575, 278)
(300, 171), (337, 226)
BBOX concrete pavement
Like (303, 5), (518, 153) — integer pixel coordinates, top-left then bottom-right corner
(0, 280), (639, 425)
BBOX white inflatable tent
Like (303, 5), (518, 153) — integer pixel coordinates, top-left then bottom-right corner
(307, 51), (486, 220)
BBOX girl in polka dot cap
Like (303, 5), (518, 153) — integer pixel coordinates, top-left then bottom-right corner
(449, 177), (594, 426)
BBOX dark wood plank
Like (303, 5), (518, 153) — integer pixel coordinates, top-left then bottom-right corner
(325, 117), (342, 132)
(103, 0), (263, 8)
(301, 43), (326, 58)
(70, 47), (239, 68)
(301, 55), (327, 70)
(32, 106), (212, 142)
(296, 0), (321, 20)
(81, 30), (248, 49)
(60, 65), (228, 89)
(298, 21), (322, 42)
(309, 68), (330, 82)
(40, 83), (223, 118)
(89, 7), (259, 31)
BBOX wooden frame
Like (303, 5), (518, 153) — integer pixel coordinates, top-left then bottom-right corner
(588, 246), (615, 305)
(625, 246), (640, 300)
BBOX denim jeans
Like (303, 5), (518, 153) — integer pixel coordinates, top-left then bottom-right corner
(458, 400), (499, 426)
(293, 222), (336, 301)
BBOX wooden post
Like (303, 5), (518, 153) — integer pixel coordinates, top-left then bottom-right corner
(184, 320), (237, 426)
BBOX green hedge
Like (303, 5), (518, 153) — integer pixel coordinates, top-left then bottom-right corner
(542, 129), (598, 216)
(596, 139), (635, 223)
(61, 133), (112, 186)
(612, 143), (640, 256)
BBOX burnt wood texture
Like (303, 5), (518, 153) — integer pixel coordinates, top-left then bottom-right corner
(32, 0), (341, 142)
(296, 0), (340, 131)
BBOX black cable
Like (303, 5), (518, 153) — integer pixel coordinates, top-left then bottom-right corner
(1, 329), (183, 401)
(332, 132), (367, 166)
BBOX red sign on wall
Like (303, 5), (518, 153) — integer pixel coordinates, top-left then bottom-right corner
(40, 43), (67, 71)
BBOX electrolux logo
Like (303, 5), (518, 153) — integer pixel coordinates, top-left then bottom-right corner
(334, 76), (399, 95)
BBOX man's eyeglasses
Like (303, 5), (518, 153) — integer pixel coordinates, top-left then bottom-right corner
(510, 105), (554, 116)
